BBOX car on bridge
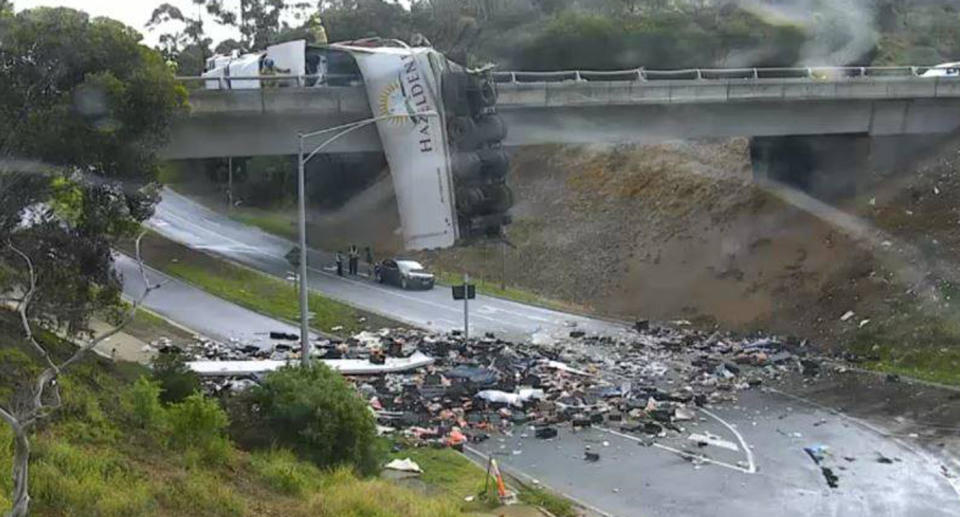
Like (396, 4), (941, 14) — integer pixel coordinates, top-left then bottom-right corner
(921, 61), (960, 78)
(375, 258), (435, 290)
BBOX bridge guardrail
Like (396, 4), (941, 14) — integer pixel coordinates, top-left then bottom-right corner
(176, 65), (943, 89)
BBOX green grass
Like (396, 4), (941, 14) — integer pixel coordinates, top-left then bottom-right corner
(0, 312), (477, 517)
(434, 271), (574, 312)
(387, 445), (578, 517)
(124, 309), (196, 346)
(165, 259), (358, 333)
(388, 446), (497, 511)
(126, 232), (399, 335)
(518, 486), (577, 517)
(230, 210), (298, 241)
(847, 307), (960, 386)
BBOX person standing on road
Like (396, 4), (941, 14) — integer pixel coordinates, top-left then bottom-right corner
(365, 246), (374, 277)
(336, 251), (344, 277)
(348, 245), (359, 275)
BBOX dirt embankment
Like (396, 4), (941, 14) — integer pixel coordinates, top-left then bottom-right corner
(303, 136), (960, 364)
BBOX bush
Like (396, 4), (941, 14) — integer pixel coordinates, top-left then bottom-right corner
(230, 364), (381, 475)
(250, 448), (321, 496)
(156, 471), (245, 517)
(124, 376), (166, 430)
(167, 393), (231, 464)
(151, 351), (200, 404)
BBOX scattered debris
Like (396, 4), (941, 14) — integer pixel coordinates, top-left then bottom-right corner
(840, 311), (855, 322)
(384, 458), (422, 473)
(177, 321), (847, 460)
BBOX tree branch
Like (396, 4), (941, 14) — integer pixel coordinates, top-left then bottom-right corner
(7, 242), (57, 372)
(0, 403), (19, 430)
(56, 232), (163, 372)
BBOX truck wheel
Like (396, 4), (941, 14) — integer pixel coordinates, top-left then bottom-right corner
(478, 148), (509, 179)
(452, 151), (482, 180)
(475, 113), (507, 143)
(448, 116), (476, 149)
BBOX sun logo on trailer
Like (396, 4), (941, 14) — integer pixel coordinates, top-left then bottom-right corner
(378, 80), (411, 126)
(377, 74), (428, 127)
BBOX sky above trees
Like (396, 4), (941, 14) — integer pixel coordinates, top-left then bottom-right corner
(13, 0), (281, 45)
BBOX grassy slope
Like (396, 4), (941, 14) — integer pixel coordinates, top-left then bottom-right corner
(388, 446), (576, 517)
(126, 232), (400, 335)
(125, 309), (196, 346)
(0, 312), (463, 517)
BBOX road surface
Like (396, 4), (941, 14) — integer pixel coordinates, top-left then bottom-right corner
(149, 188), (627, 342)
(116, 253), (308, 349)
(129, 188), (960, 517)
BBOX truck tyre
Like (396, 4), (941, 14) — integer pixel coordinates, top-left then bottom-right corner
(448, 116), (476, 149)
(483, 183), (513, 213)
(478, 148), (509, 179)
(469, 76), (497, 109)
(475, 113), (507, 142)
(452, 151), (482, 180)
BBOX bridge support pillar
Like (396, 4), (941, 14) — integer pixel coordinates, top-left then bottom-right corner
(750, 134), (946, 200)
(750, 134), (871, 200)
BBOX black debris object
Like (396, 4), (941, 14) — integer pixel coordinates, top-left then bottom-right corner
(535, 426), (558, 439)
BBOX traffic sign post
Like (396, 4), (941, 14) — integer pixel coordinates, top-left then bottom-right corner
(451, 273), (476, 339)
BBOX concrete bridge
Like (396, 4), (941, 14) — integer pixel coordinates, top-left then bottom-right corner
(162, 67), (960, 160)
(162, 67), (960, 199)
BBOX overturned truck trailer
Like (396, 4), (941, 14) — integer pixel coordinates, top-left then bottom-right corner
(331, 42), (512, 250)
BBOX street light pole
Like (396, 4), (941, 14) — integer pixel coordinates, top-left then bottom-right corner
(295, 111), (439, 366)
(297, 134), (310, 367)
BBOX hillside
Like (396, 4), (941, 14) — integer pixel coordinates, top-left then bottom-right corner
(0, 311), (501, 517)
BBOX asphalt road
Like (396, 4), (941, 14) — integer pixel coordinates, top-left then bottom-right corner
(149, 188), (628, 342)
(116, 253), (310, 349)
(131, 188), (960, 517)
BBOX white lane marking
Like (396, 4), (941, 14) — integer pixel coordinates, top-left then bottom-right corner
(462, 444), (616, 517)
(700, 407), (757, 474)
(688, 432), (739, 452)
(597, 426), (753, 475)
(768, 387), (960, 501)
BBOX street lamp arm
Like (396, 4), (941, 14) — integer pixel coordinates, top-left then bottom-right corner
(294, 110), (439, 365)
(301, 111), (440, 165)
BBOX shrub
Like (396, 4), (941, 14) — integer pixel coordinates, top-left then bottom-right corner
(230, 364), (381, 475)
(250, 448), (321, 496)
(124, 376), (166, 430)
(167, 393), (231, 464)
(151, 351), (200, 404)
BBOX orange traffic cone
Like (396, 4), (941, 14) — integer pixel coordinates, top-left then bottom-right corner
(490, 459), (507, 498)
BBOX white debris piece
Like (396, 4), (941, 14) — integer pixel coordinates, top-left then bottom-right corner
(840, 311), (855, 321)
(544, 360), (594, 377)
(187, 351), (434, 376)
(688, 432), (740, 452)
(859, 319), (871, 328)
(384, 458), (422, 473)
(476, 389), (544, 407)
(353, 330), (383, 349)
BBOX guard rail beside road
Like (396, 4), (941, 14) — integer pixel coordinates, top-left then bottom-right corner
(176, 65), (945, 89)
